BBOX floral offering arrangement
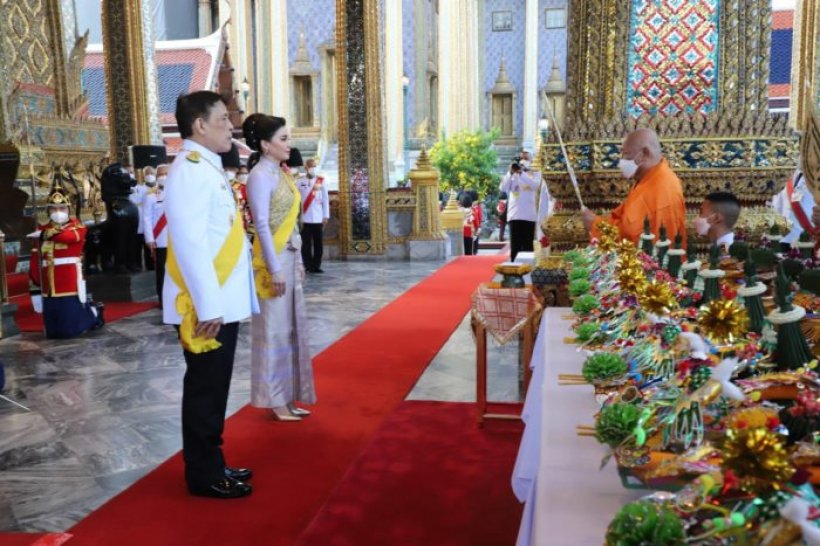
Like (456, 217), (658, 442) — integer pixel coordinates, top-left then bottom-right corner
(562, 221), (820, 546)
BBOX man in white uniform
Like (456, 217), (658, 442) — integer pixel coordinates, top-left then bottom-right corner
(500, 161), (539, 261)
(772, 167), (816, 250)
(297, 158), (330, 273)
(143, 164), (169, 306)
(164, 91), (258, 499)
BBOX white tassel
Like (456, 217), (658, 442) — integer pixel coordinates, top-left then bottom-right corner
(780, 498), (820, 546)
(711, 358), (745, 402)
(679, 331), (708, 361)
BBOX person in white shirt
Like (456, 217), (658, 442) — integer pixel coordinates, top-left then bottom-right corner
(694, 191), (740, 252)
(499, 162), (539, 261)
(771, 167), (815, 251)
(297, 157), (330, 273)
(163, 91), (257, 499)
(129, 167), (153, 272)
(143, 163), (169, 306)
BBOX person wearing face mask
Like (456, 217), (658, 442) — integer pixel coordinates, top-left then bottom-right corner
(128, 166), (153, 272)
(28, 182), (103, 338)
(695, 192), (740, 252)
(220, 144), (252, 236)
(143, 163), (169, 306)
(243, 113), (316, 422)
(297, 157), (330, 273)
(581, 128), (687, 248)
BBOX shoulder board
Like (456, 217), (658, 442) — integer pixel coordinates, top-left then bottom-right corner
(186, 151), (201, 163)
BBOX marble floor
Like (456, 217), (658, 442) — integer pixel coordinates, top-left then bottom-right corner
(0, 258), (521, 532)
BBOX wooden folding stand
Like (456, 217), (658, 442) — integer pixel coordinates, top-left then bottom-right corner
(472, 311), (540, 426)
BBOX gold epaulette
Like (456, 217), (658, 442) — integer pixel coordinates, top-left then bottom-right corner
(186, 151), (201, 163)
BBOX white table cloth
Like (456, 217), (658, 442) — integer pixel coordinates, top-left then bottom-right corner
(512, 307), (642, 546)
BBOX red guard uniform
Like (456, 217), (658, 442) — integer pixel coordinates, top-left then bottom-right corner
(29, 217), (99, 338)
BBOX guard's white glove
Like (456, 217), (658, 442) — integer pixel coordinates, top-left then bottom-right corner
(31, 294), (43, 314)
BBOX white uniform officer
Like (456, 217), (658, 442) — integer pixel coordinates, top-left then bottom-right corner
(163, 91), (258, 499)
(143, 164), (169, 306)
(297, 158), (330, 273)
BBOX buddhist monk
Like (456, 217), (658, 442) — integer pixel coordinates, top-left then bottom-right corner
(581, 128), (687, 247)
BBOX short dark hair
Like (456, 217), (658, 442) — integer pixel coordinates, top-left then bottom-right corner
(459, 194), (473, 208)
(705, 191), (741, 228)
(175, 91), (225, 139)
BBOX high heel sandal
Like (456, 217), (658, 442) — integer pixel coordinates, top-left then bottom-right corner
(287, 403), (311, 417)
(271, 406), (301, 421)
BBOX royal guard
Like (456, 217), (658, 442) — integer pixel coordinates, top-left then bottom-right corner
(297, 157), (330, 273)
(29, 182), (103, 338)
(143, 164), (169, 306)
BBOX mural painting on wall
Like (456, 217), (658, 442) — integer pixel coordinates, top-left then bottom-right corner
(627, 0), (719, 117)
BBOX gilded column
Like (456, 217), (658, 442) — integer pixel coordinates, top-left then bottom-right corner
(522, 0), (538, 150)
(336, 0), (389, 255)
(102, 0), (162, 163)
(408, 148), (447, 259)
(385, 0), (404, 182)
(198, 0), (212, 37)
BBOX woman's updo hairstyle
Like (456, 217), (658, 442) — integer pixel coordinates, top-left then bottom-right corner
(242, 114), (287, 170)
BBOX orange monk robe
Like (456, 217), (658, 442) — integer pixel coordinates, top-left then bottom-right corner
(591, 158), (687, 248)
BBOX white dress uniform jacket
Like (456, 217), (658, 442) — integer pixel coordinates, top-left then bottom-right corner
(772, 170), (816, 245)
(297, 175), (330, 224)
(129, 183), (148, 235)
(500, 171), (539, 222)
(143, 188), (168, 248)
(162, 140), (258, 325)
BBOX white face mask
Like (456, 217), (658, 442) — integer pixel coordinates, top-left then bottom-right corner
(237, 174), (248, 183)
(618, 158), (640, 179)
(694, 216), (711, 237)
(50, 211), (69, 225)
(157, 175), (167, 182)
(307, 168), (316, 177)
(144, 174), (156, 184)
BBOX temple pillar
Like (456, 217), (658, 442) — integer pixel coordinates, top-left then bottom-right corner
(522, 0), (539, 151)
(407, 148), (447, 260)
(438, 0), (480, 135)
(198, 0), (213, 37)
(101, 0), (162, 163)
(385, 0), (404, 183)
(253, 1), (289, 118)
(335, 0), (389, 256)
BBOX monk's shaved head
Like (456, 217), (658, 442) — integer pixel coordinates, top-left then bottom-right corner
(621, 128), (663, 179)
(624, 128), (662, 159)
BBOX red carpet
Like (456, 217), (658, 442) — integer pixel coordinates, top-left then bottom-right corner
(297, 401), (523, 546)
(65, 255), (504, 546)
(9, 295), (158, 333)
(0, 534), (71, 546)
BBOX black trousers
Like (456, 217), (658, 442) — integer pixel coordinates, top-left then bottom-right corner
(180, 322), (238, 489)
(463, 236), (475, 256)
(300, 222), (324, 271)
(154, 247), (167, 308)
(509, 220), (535, 262)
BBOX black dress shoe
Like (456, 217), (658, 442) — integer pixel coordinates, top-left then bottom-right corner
(225, 467), (253, 481)
(189, 477), (252, 499)
(314, 268), (324, 274)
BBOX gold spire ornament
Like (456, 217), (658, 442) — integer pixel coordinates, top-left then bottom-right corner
(47, 178), (70, 208)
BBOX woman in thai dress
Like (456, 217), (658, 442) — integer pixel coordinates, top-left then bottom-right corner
(243, 114), (316, 421)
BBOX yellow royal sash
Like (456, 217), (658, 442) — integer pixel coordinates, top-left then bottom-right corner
(252, 170), (301, 299)
(166, 210), (245, 354)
